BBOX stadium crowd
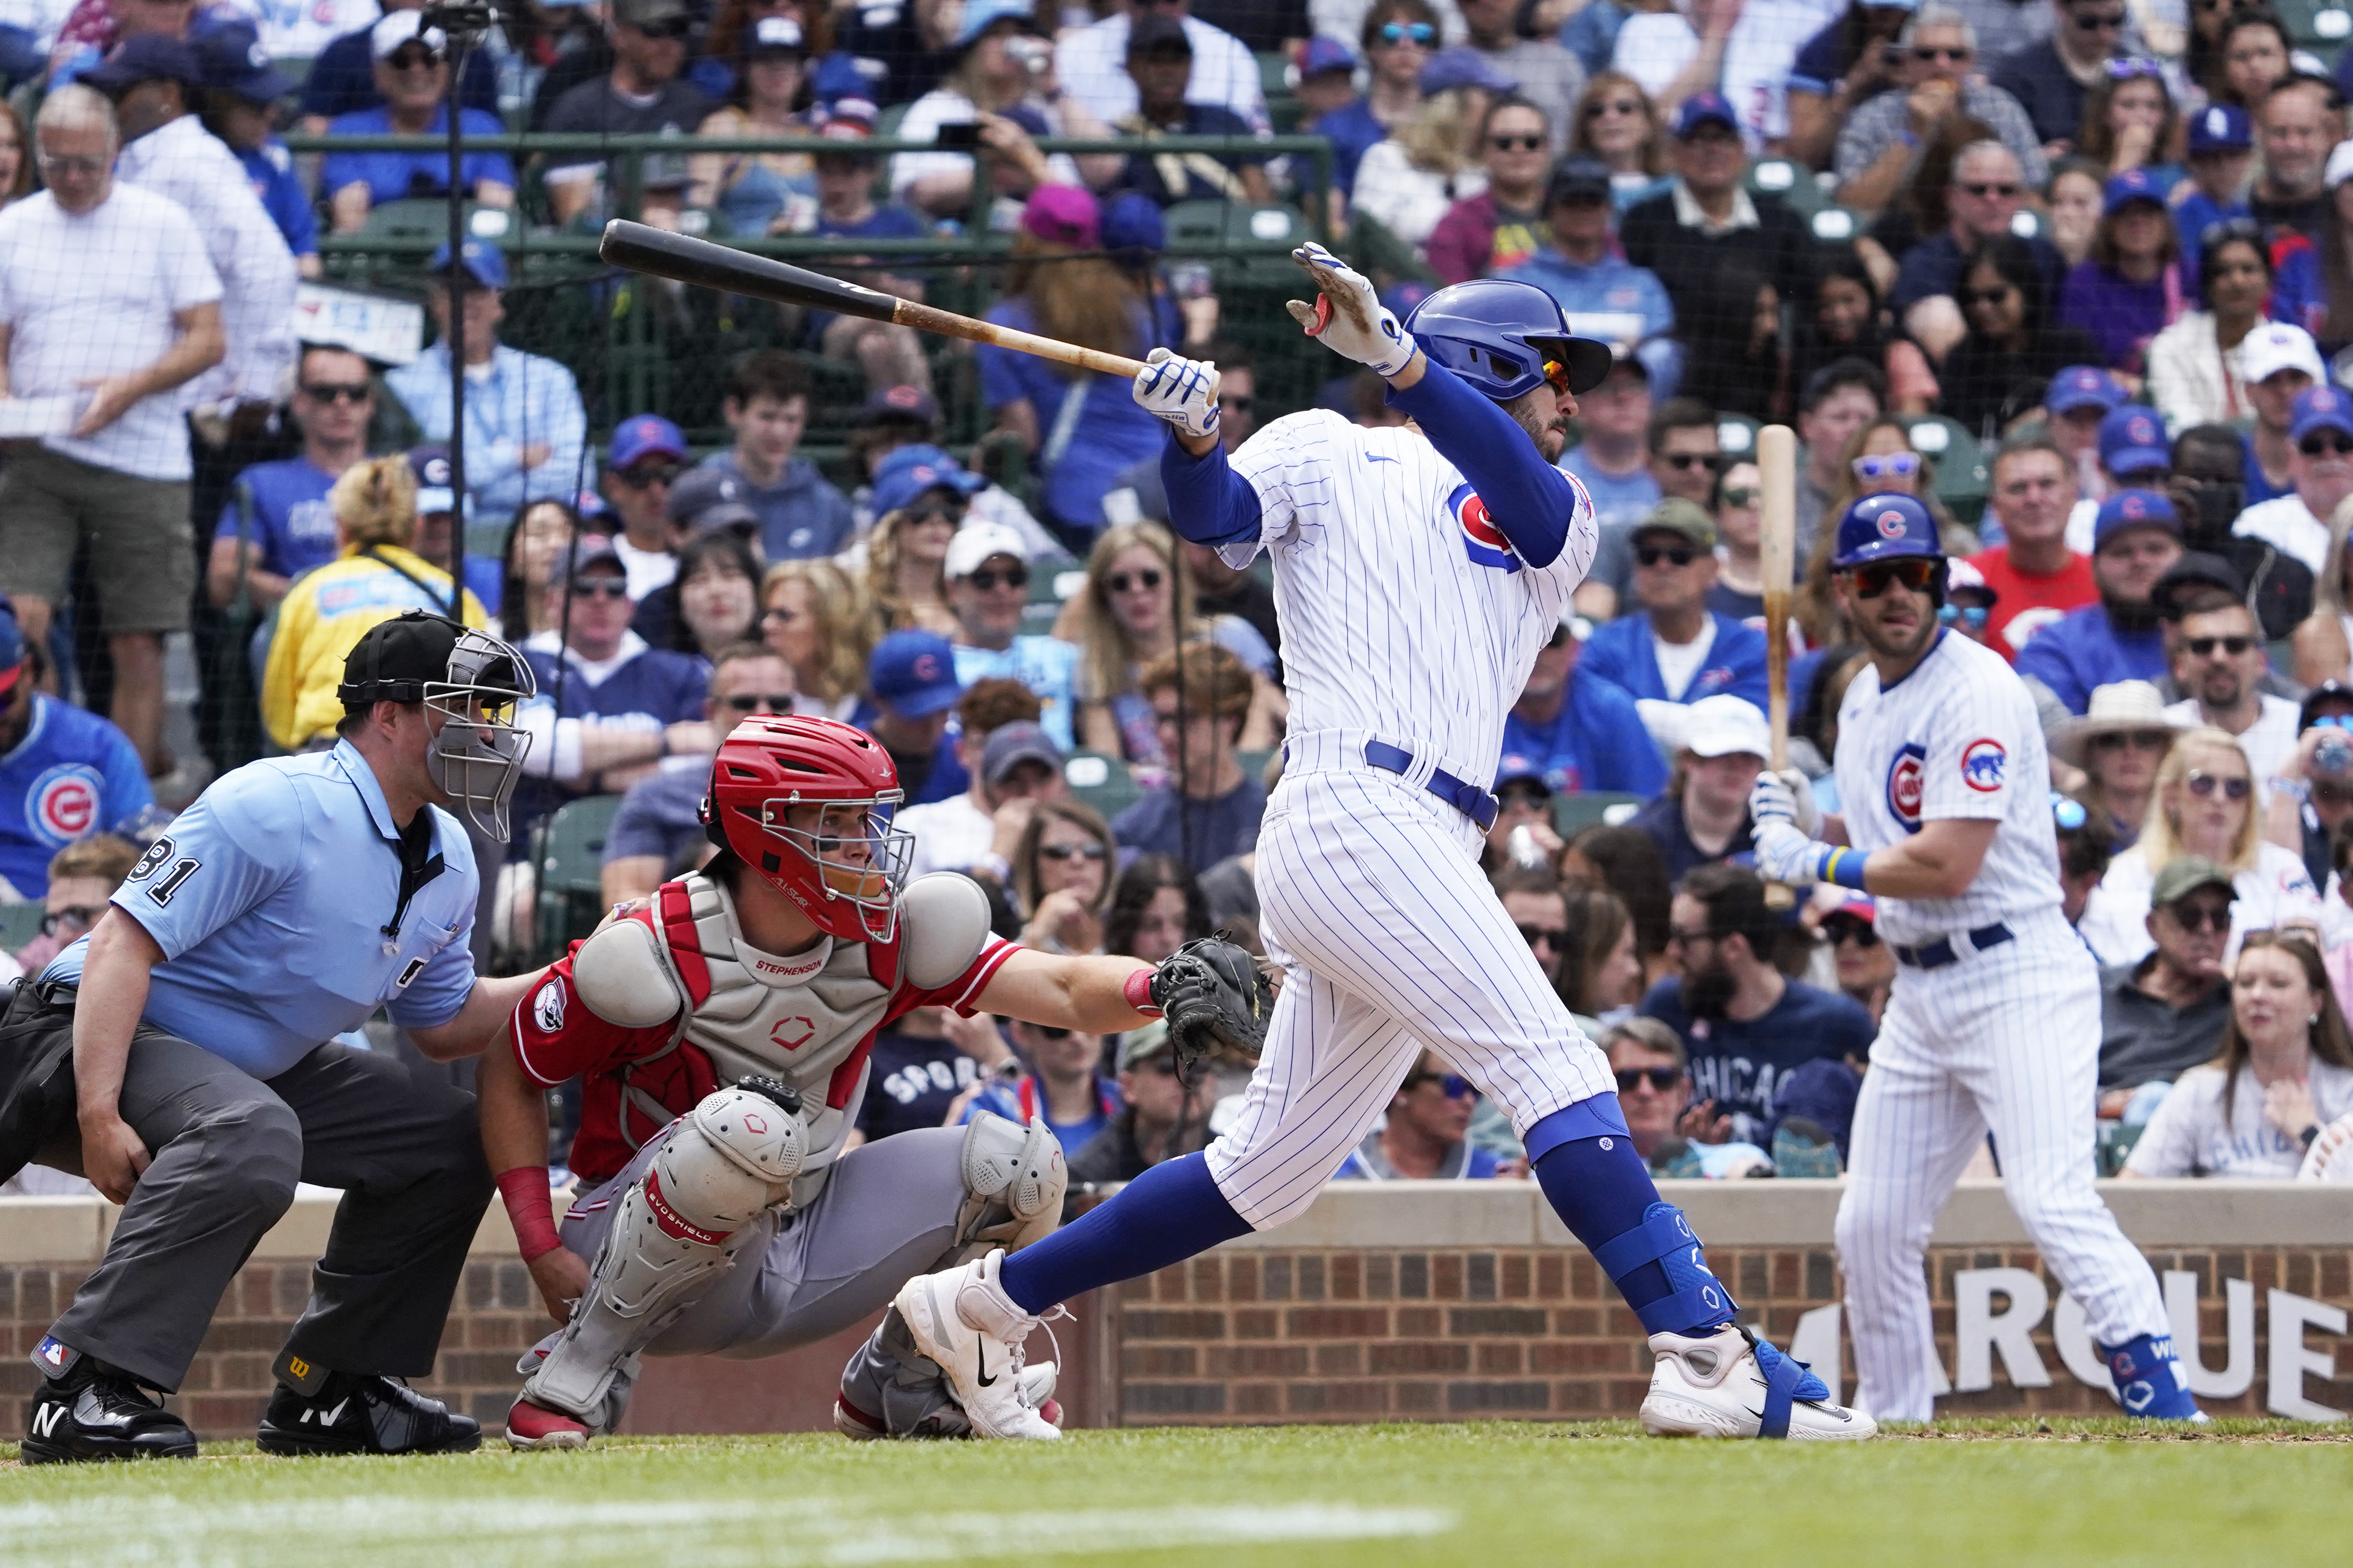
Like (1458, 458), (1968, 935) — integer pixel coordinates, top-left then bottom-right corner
(6, 0), (2353, 1198)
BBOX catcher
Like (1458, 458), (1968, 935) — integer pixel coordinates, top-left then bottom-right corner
(482, 714), (1268, 1447)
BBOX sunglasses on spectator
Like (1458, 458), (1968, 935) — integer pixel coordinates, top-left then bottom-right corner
(1499, 783), (1548, 810)
(2184, 770), (2251, 801)
(1913, 44), (1971, 59)
(1136, 1055), (1182, 1077)
(386, 45), (443, 69)
(1406, 1073), (1477, 1099)
(2164, 901), (2232, 933)
(633, 14), (692, 37)
(1488, 133), (1545, 151)
(1957, 182), (2021, 199)
(41, 905), (102, 938)
(568, 577), (631, 599)
(1721, 485), (1759, 507)
(1822, 915), (1879, 947)
(966, 566), (1028, 591)
(1663, 453), (1722, 472)
(1039, 843), (1108, 862)
(301, 382), (372, 403)
(2093, 727), (2174, 750)
(1939, 603), (1989, 630)
(1850, 556), (1937, 597)
(1615, 1066), (1684, 1092)
(2299, 434), (2353, 457)
(2069, 7), (2127, 29)
(720, 693), (794, 712)
(1636, 545), (1698, 568)
(1517, 923), (1565, 949)
(1961, 285), (2015, 306)
(1852, 452), (1922, 481)
(1378, 20), (1436, 43)
(614, 465), (682, 489)
(1106, 569), (1164, 593)
(1586, 98), (1643, 117)
(2186, 635), (2253, 657)
(2310, 714), (2353, 731)
(2052, 794), (2089, 829)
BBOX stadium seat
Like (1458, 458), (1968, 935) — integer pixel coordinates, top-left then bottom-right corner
(1906, 415), (1990, 526)
(1809, 208), (1861, 243)
(1716, 414), (1761, 459)
(1064, 751), (1142, 821)
(1748, 158), (1825, 220)
(1552, 791), (1642, 835)
(1233, 747), (1275, 784)
(0, 900), (43, 954)
(530, 794), (623, 963)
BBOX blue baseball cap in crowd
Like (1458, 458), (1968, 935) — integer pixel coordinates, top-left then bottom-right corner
(84, 33), (204, 93)
(2098, 403), (2171, 478)
(958, 0), (1036, 46)
(1671, 90), (1739, 139)
(2292, 385), (2353, 446)
(607, 413), (688, 471)
(861, 383), (939, 424)
(408, 444), (457, 514)
(873, 444), (986, 517)
(1101, 191), (1166, 266)
(2045, 365), (2126, 417)
(2188, 102), (2252, 154)
(2102, 168), (2167, 213)
(1494, 754), (1549, 793)
(558, 533), (627, 579)
(1300, 37), (1356, 76)
(427, 238), (507, 289)
(869, 630), (965, 717)
(2092, 489), (2181, 550)
(1419, 47), (1517, 96)
(192, 19), (290, 103)
(0, 598), (23, 697)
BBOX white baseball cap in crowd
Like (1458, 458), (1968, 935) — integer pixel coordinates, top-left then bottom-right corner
(1682, 693), (1770, 761)
(944, 519), (1030, 581)
(2239, 321), (2328, 387)
(372, 9), (446, 57)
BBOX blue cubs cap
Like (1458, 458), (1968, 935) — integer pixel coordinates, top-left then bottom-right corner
(2046, 365), (2126, 416)
(1829, 493), (1942, 570)
(407, 444), (457, 515)
(607, 413), (687, 471)
(193, 19), (290, 102)
(873, 443), (985, 517)
(869, 630), (964, 717)
(2189, 103), (2252, 154)
(2103, 168), (2167, 213)
(2290, 385), (2353, 446)
(1300, 37), (1356, 76)
(2093, 489), (2181, 550)
(1101, 191), (1166, 265)
(2098, 403), (2171, 479)
(427, 238), (507, 289)
(84, 33), (203, 92)
(1672, 91), (1739, 139)
(1495, 754), (1549, 792)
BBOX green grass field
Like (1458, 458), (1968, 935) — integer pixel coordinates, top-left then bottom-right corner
(4, 1421), (2349, 1567)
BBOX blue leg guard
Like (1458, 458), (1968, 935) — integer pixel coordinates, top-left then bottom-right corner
(1595, 1202), (1831, 1438)
(2102, 1333), (2201, 1420)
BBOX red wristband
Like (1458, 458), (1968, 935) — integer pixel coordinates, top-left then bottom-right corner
(497, 1166), (562, 1263)
(1123, 964), (1161, 1016)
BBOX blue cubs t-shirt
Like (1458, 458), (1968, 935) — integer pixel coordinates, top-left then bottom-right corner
(0, 695), (153, 900)
(320, 105), (516, 205)
(1637, 975), (1876, 1141)
(216, 456), (342, 582)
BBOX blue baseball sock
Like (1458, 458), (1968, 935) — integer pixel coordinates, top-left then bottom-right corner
(1527, 1096), (1734, 1335)
(997, 1153), (1252, 1316)
(2104, 1333), (2201, 1419)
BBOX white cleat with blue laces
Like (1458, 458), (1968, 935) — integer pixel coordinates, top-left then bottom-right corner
(1641, 1325), (1876, 1440)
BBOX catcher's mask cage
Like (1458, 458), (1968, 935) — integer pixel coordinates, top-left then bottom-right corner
(753, 794), (918, 943)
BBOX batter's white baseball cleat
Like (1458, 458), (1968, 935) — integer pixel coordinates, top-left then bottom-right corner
(1640, 1325), (1876, 1440)
(891, 1250), (1063, 1440)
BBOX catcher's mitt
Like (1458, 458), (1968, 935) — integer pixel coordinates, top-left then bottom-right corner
(1148, 937), (1274, 1081)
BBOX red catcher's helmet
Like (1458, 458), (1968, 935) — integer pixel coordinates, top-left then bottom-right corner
(703, 715), (916, 943)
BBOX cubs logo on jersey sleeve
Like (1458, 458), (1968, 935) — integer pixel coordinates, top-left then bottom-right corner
(1961, 738), (2007, 792)
(1449, 482), (1519, 573)
(25, 765), (103, 849)
(1885, 741), (1926, 834)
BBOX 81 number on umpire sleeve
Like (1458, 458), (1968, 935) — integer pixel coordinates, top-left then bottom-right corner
(145, 858), (201, 906)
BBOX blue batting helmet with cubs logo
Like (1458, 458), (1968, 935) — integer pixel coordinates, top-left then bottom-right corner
(1830, 493), (1944, 570)
(1403, 279), (1614, 402)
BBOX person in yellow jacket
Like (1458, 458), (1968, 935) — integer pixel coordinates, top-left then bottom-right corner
(262, 455), (489, 751)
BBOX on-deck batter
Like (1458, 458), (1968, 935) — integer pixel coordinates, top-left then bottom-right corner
(889, 246), (1874, 1443)
(1748, 492), (2202, 1424)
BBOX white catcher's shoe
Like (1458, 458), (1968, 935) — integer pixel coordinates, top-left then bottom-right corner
(1640, 1325), (1876, 1440)
(891, 1249), (1063, 1440)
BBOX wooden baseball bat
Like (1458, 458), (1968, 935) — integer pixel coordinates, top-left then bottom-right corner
(598, 220), (1149, 380)
(1757, 423), (1799, 912)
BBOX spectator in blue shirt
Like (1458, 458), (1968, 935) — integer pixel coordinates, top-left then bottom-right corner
(2175, 104), (2255, 295)
(208, 344), (378, 612)
(1109, 15), (1271, 206)
(1110, 641), (1265, 872)
(0, 612), (152, 902)
(1499, 612), (1670, 795)
(699, 350), (857, 562)
(807, 99), (936, 401)
(1581, 499), (1770, 716)
(322, 12), (515, 233)
(2016, 488), (2184, 715)
(958, 1018), (1123, 1156)
(1318, 0), (1436, 198)
(1499, 156), (1677, 386)
(851, 630), (972, 808)
(1335, 1050), (1508, 1179)
(194, 21), (316, 276)
(296, 0), (500, 128)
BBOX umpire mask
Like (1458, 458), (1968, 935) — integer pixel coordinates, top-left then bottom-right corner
(424, 627), (535, 839)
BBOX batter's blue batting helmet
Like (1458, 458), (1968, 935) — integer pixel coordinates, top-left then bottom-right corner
(1403, 279), (1614, 401)
(1829, 493), (1943, 570)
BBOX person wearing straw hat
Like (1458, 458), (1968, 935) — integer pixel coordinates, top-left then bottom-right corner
(2052, 679), (2188, 848)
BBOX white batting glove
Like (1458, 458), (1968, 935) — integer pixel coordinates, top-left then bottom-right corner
(1284, 242), (1416, 379)
(1131, 347), (1221, 440)
(1751, 819), (1831, 887)
(1750, 769), (1822, 839)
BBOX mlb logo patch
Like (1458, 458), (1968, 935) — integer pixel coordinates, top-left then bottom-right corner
(1448, 483), (1519, 572)
(34, 1336), (69, 1370)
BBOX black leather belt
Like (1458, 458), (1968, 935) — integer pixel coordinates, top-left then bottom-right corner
(1363, 741), (1500, 830)
(1891, 922), (2014, 969)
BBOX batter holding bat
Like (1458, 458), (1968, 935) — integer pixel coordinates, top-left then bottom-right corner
(1746, 493), (2203, 1425)
(887, 245), (1874, 1442)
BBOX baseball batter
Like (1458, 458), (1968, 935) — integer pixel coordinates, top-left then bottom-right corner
(1749, 493), (2201, 1423)
(891, 247), (1873, 1442)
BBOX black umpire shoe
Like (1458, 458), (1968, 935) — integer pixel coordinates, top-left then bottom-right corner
(255, 1372), (482, 1457)
(22, 1359), (199, 1465)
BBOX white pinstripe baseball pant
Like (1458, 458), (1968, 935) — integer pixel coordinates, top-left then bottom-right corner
(1833, 916), (2170, 1422)
(1204, 731), (1618, 1229)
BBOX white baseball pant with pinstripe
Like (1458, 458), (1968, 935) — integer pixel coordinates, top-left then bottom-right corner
(1203, 729), (1618, 1228)
(1833, 914), (2171, 1422)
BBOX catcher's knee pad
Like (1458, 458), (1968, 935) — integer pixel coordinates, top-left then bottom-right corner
(523, 1089), (806, 1427)
(953, 1111), (1066, 1256)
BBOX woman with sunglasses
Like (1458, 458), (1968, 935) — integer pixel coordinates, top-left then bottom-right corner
(1565, 70), (1671, 211)
(2051, 677), (2184, 848)
(2057, 171), (2187, 379)
(2123, 929), (2353, 1178)
(1316, 0), (1441, 203)
(1709, 460), (1767, 621)
(1939, 235), (2103, 437)
(2077, 724), (2324, 965)
(1335, 1049), (1508, 1179)
(1816, 891), (1897, 1024)
(1355, 60), (1509, 251)
(861, 491), (964, 642)
(1012, 800), (1118, 955)
(2146, 220), (2276, 430)
(760, 557), (870, 722)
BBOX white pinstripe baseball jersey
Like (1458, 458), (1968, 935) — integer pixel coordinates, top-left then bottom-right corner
(1221, 409), (1598, 780)
(1834, 627), (2064, 945)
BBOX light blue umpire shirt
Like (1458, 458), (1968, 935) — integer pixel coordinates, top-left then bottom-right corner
(40, 739), (480, 1080)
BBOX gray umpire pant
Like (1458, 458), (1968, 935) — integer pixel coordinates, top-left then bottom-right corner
(0, 982), (494, 1393)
